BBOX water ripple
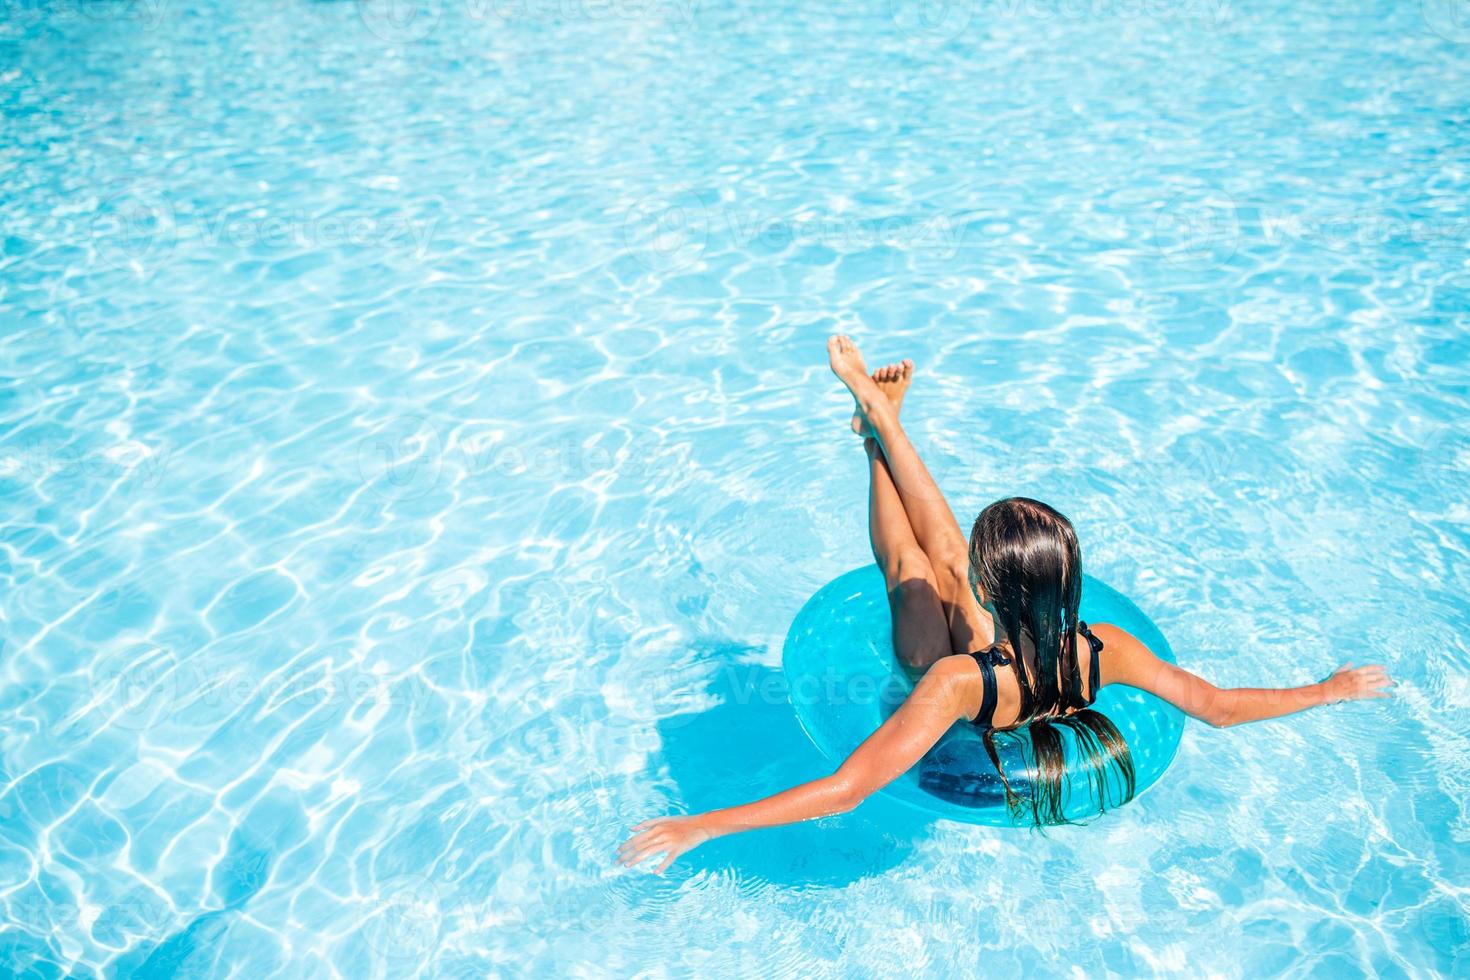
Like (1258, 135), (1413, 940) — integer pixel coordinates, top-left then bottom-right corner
(2, 0), (1468, 976)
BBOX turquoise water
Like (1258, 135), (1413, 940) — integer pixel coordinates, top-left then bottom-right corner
(2, 0), (1468, 976)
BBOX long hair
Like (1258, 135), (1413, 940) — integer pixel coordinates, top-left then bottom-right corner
(969, 497), (1135, 826)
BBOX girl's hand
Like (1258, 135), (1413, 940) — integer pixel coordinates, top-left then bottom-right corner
(1321, 662), (1395, 703)
(617, 815), (713, 873)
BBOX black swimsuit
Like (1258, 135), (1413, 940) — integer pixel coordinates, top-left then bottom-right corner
(967, 621), (1103, 729)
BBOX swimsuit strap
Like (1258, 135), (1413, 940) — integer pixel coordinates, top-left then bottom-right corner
(969, 625), (1102, 725)
(967, 645), (1012, 728)
(1078, 620), (1103, 706)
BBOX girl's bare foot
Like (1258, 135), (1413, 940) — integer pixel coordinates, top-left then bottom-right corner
(827, 334), (869, 389)
(829, 335), (879, 430)
(852, 359), (913, 437)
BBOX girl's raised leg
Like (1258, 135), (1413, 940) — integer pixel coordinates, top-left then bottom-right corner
(829, 336), (994, 655)
(864, 435), (951, 673)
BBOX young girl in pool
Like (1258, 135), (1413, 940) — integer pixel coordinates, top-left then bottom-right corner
(618, 335), (1393, 872)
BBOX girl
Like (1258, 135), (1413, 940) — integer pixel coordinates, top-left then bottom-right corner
(619, 336), (1393, 873)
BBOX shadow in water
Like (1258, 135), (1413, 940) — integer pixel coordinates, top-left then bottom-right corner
(656, 658), (930, 888)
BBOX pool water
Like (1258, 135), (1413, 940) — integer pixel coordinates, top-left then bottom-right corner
(2, 0), (1468, 976)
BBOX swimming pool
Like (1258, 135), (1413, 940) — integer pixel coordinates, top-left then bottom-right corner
(1, 0), (1467, 975)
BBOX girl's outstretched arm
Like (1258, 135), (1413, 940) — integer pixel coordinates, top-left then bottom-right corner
(1093, 623), (1394, 728)
(617, 656), (976, 873)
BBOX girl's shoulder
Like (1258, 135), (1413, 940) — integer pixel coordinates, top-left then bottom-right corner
(1088, 622), (1150, 656)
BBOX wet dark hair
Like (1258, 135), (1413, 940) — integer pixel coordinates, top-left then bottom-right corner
(969, 497), (1135, 826)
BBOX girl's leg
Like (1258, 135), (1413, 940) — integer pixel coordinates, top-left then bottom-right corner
(864, 437), (951, 672)
(829, 336), (993, 654)
(870, 410), (994, 655)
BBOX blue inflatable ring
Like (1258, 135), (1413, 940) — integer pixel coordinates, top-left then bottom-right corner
(782, 566), (1185, 826)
